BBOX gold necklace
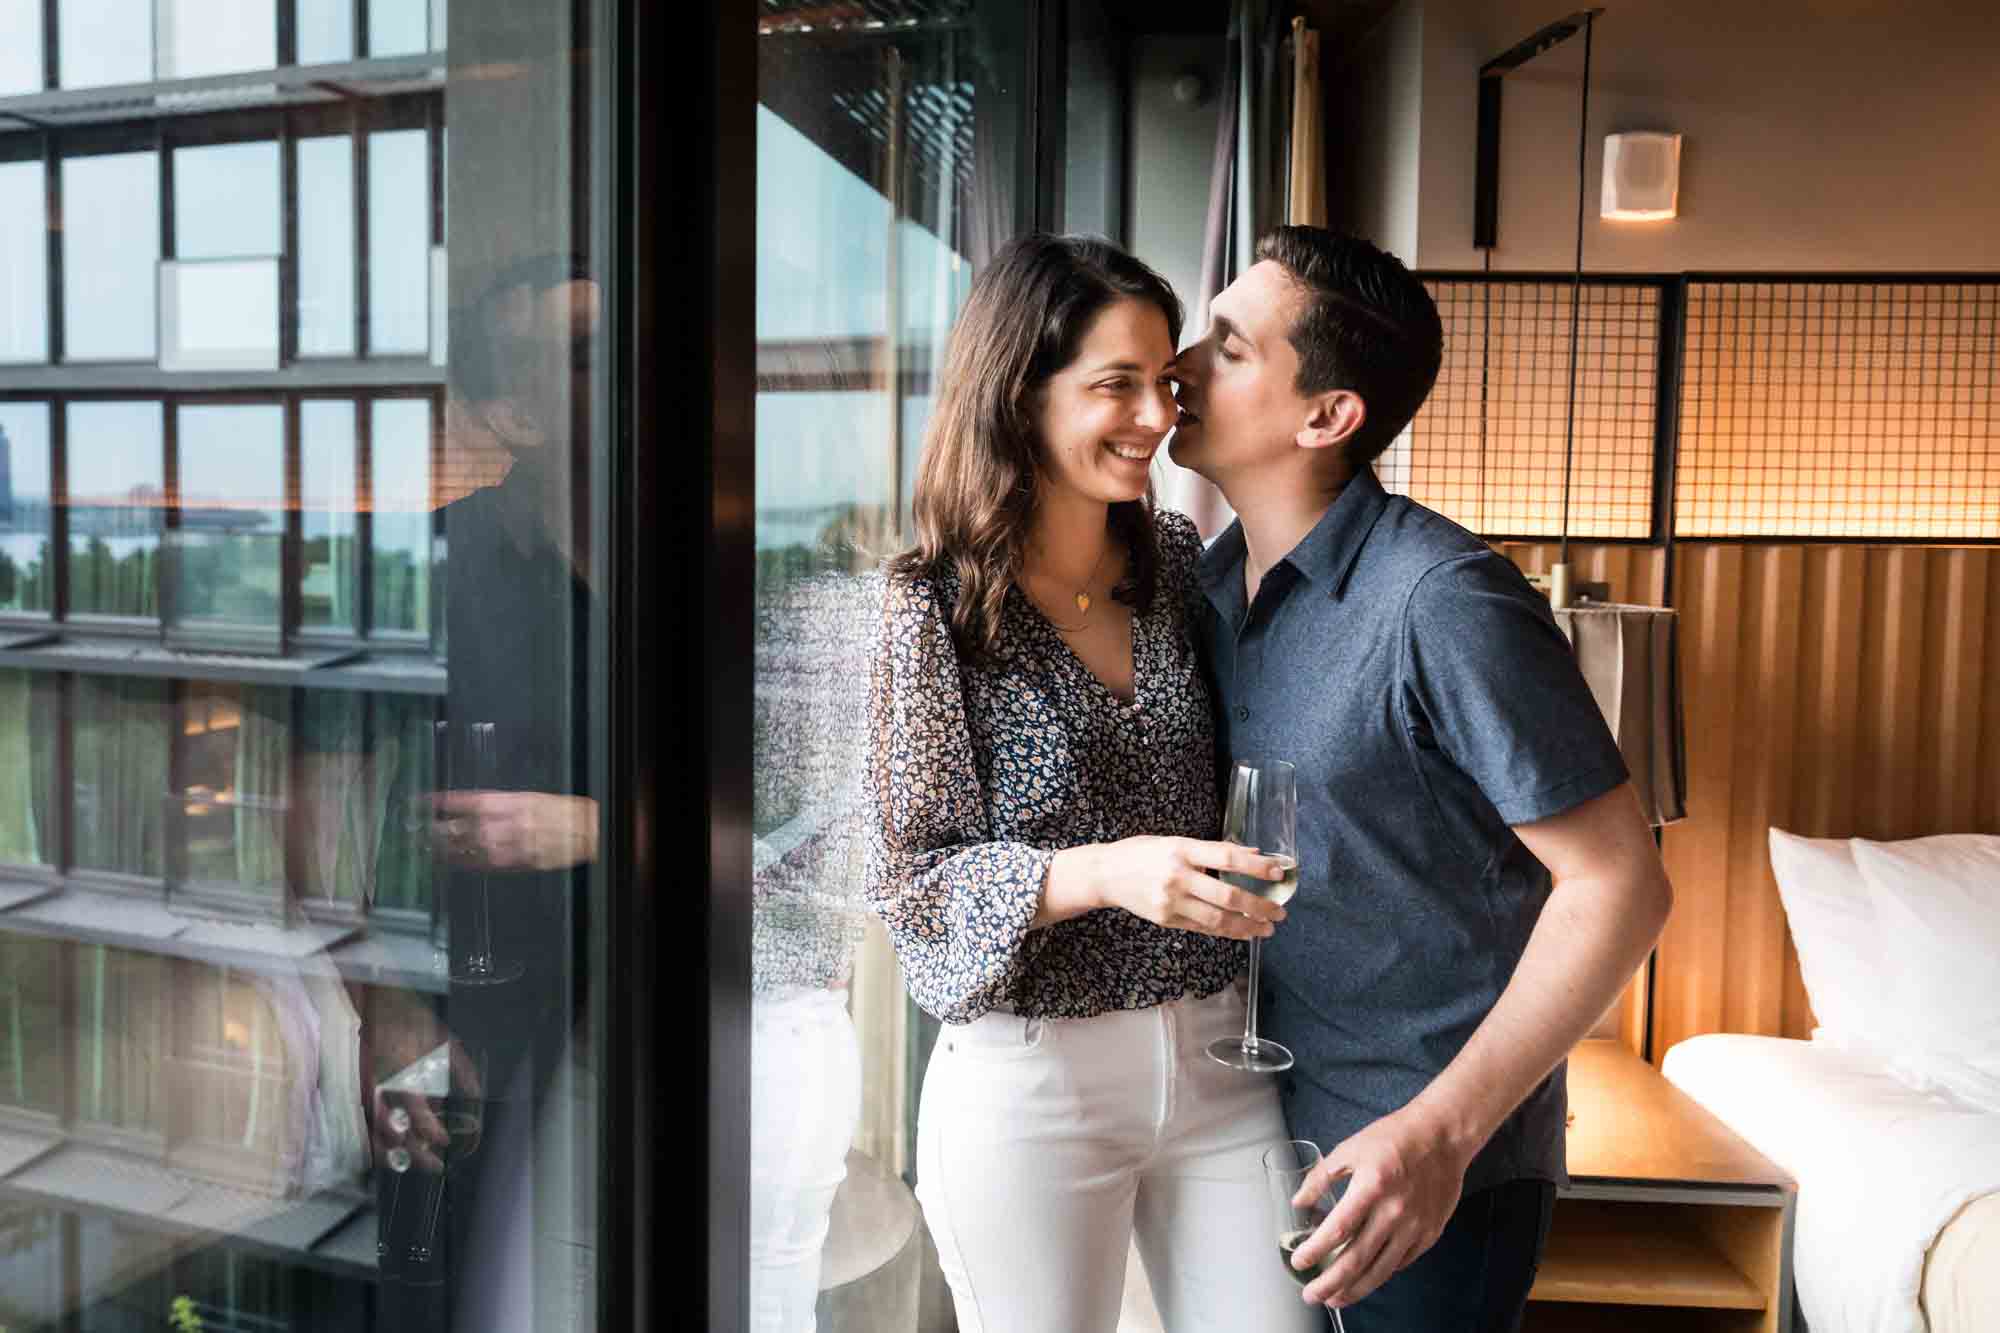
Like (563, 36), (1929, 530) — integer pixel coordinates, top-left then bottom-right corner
(1026, 539), (1111, 633)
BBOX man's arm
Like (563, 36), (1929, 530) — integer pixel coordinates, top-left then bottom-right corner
(1289, 780), (1672, 1308)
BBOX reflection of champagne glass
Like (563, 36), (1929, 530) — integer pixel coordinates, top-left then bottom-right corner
(1207, 759), (1297, 1073)
(428, 720), (524, 986)
(407, 1108), (483, 1266)
(1264, 1139), (1349, 1333)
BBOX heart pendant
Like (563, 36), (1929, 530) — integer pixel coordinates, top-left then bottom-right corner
(1075, 592), (1091, 613)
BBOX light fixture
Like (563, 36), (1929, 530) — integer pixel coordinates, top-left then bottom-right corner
(1602, 132), (1681, 221)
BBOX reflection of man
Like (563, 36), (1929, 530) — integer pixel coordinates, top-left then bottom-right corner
(366, 254), (604, 1332)
(1170, 228), (1674, 1330)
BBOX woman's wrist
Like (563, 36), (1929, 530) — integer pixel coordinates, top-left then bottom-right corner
(1038, 845), (1107, 926)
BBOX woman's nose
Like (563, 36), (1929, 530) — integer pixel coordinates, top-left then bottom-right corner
(1135, 380), (1176, 432)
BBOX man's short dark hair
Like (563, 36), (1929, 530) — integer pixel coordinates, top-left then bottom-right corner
(1254, 227), (1443, 468)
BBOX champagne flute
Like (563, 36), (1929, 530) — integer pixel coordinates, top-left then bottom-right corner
(1264, 1139), (1350, 1333)
(429, 720), (524, 986)
(1206, 758), (1298, 1073)
(407, 1104), (483, 1266)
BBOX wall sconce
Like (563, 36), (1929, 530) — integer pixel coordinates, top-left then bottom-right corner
(1602, 132), (1681, 221)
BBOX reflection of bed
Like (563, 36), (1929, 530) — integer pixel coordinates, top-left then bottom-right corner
(1663, 1034), (2000, 1333)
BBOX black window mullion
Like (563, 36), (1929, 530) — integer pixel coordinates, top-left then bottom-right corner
(356, 393), (373, 634)
(278, 0), (298, 68)
(158, 123), (173, 261)
(40, 0), (56, 91)
(44, 132), (62, 365)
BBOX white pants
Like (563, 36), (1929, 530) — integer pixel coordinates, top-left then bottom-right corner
(916, 985), (1321, 1333)
(750, 987), (864, 1333)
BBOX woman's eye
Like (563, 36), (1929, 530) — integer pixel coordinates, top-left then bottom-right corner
(1098, 378), (1132, 392)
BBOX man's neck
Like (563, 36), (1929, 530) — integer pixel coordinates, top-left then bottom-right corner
(1223, 460), (1354, 601)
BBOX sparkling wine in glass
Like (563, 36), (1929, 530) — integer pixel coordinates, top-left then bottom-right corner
(1265, 1139), (1350, 1332)
(1207, 758), (1297, 1073)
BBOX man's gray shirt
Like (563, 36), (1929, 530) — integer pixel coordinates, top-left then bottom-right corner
(1195, 466), (1628, 1193)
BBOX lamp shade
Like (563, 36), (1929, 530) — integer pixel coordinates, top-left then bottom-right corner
(1601, 132), (1681, 221)
(1555, 604), (1687, 826)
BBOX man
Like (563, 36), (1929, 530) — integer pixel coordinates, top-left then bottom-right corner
(1168, 226), (1673, 1330)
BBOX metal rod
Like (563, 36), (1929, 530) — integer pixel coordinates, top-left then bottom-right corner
(1559, 11), (1594, 566)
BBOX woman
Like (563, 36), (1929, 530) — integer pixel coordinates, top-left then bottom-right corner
(864, 234), (1319, 1333)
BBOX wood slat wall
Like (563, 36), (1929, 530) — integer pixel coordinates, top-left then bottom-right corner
(1490, 542), (2000, 1065)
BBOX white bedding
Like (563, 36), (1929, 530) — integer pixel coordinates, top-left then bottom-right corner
(1663, 1033), (2000, 1333)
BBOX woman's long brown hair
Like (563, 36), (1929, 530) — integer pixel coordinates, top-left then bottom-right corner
(890, 233), (1183, 659)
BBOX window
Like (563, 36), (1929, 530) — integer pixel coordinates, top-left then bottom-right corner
(177, 684), (289, 896)
(168, 403), (285, 645)
(0, 933), (63, 1114)
(66, 401), (164, 618)
(0, 0), (43, 96)
(369, 0), (435, 57)
(367, 129), (430, 355)
(296, 136), (358, 358)
(57, 0), (153, 89)
(0, 159), (48, 364)
(163, 142), (281, 372)
(296, 0), (356, 65)
(74, 946), (164, 1133)
(369, 397), (432, 635)
(61, 152), (161, 363)
(0, 669), (56, 868)
(0, 403), (55, 614)
(156, 0), (277, 80)
(72, 675), (170, 878)
(301, 400), (360, 629)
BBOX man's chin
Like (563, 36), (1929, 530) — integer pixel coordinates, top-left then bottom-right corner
(1166, 433), (1205, 475)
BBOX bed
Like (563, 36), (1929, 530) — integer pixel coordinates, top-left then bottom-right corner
(1663, 1034), (2000, 1333)
(1659, 827), (2000, 1333)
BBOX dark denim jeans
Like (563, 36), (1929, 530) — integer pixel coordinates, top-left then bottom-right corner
(1332, 1179), (1558, 1333)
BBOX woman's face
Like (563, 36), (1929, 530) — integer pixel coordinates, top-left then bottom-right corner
(1033, 296), (1178, 508)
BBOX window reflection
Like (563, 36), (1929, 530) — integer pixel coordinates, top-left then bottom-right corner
(74, 946), (164, 1132)
(73, 675), (170, 877)
(0, 669), (56, 868)
(298, 136), (359, 357)
(302, 400), (361, 629)
(57, 0), (153, 89)
(369, 0), (435, 57)
(368, 129), (431, 355)
(0, 0), (42, 95)
(174, 141), (280, 260)
(178, 682), (288, 895)
(371, 397), (433, 635)
(67, 401), (164, 617)
(170, 403), (285, 640)
(297, 0), (356, 65)
(62, 152), (161, 363)
(0, 159), (48, 363)
(0, 403), (54, 614)
(0, 934), (63, 1113)
(156, 0), (276, 80)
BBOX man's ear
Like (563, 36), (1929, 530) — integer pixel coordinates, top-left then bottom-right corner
(480, 396), (546, 449)
(1295, 389), (1366, 454)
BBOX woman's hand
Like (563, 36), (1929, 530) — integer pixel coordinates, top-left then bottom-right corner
(427, 791), (600, 871)
(1041, 836), (1288, 938)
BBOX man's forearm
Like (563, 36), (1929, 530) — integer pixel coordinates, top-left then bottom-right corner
(1407, 856), (1672, 1162)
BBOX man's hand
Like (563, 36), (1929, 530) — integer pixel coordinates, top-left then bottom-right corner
(429, 791), (599, 871)
(1289, 1104), (1474, 1309)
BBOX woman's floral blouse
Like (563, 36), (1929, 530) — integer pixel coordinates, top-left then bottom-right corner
(863, 508), (1242, 1023)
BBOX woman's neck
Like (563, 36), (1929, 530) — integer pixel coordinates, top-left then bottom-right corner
(1024, 486), (1114, 587)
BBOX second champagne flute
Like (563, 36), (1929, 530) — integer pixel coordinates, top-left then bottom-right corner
(1206, 757), (1298, 1073)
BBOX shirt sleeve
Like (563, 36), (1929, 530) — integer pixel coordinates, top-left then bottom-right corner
(1400, 552), (1629, 827)
(862, 574), (1051, 1023)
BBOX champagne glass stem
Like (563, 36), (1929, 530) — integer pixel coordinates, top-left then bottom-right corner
(410, 1175), (447, 1265)
(1328, 1309), (1347, 1333)
(1243, 936), (1264, 1052)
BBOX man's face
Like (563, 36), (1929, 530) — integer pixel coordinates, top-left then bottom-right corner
(1166, 260), (1316, 486)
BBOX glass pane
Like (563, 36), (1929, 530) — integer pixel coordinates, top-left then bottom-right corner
(297, 0), (355, 64)
(0, 934), (63, 1112)
(73, 946), (162, 1130)
(73, 675), (169, 877)
(302, 400), (359, 628)
(60, 151), (159, 362)
(0, 403), (55, 613)
(158, 258), (281, 371)
(370, 397), (431, 634)
(752, 10), (1031, 1325)
(170, 403), (284, 635)
(67, 400), (163, 617)
(0, 159), (48, 363)
(368, 0), (429, 57)
(0, 669), (58, 866)
(174, 141), (279, 259)
(0, 1205), (62, 1327)
(0, 0), (43, 95)
(295, 690), (438, 912)
(156, 0), (276, 79)
(297, 135), (358, 357)
(178, 683), (289, 894)
(57, 0), (152, 89)
(368, 128), (430, 354)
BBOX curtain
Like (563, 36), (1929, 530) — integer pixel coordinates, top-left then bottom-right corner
(233, 687), (291, 894)
(0, 670), (48, 866)
(371, 694), (437, 913)
(76, 946), (162, 1132)
(1158, 0), (1294, 541)
(73, 677), (169, 878)
(1288, 17), (1326, 227)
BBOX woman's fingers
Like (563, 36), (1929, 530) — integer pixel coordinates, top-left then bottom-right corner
(1180, 867), (1286, 924)
(1169, 888), (1275, 940)
(1180, 838), (1285, 879)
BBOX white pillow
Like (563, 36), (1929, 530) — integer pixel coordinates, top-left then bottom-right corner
(1850, 835), (2000, 1112)
(1766, 828), (1882, 1050)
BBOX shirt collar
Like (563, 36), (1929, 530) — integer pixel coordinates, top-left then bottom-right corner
(1197, 465), (1391, 607)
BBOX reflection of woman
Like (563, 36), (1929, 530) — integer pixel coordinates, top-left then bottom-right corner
(749, 568), (873, 1333)
(864, 235), (1317, 1332)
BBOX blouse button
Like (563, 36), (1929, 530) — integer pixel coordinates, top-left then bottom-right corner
(1234, 705), (1250, 722)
